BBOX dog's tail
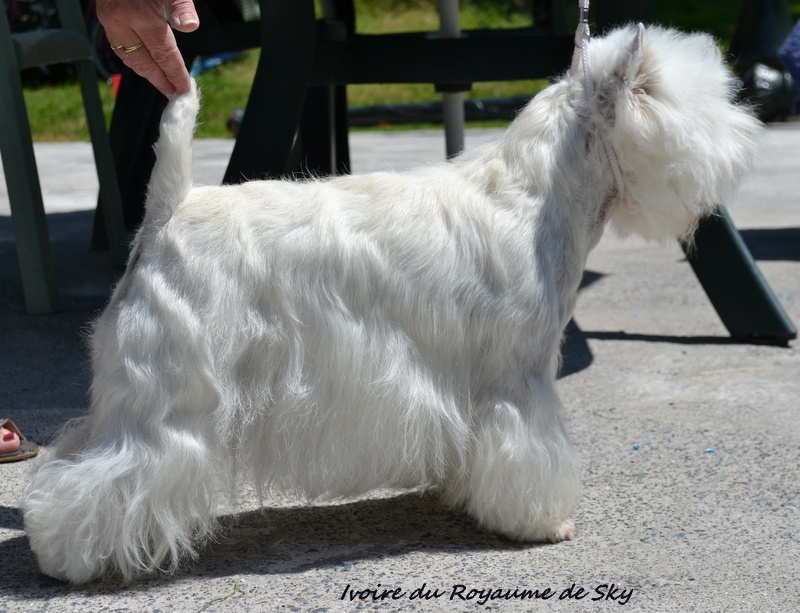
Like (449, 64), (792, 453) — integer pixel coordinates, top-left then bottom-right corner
(142, 79), (199, 229)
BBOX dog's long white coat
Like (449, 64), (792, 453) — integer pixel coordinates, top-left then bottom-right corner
(23, 25), (760, 584)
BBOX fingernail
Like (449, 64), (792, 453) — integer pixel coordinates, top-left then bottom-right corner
(2, 432), (16, 442)
(174, 13), (199, 27)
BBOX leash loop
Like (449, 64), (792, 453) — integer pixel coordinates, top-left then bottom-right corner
(571, 0), (626, 199)
(573, 0), (594, 98)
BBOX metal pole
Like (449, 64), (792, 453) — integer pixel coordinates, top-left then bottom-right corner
(438, 0), (465, 158)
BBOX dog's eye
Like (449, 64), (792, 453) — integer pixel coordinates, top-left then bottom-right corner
(633, 86), (647, 95)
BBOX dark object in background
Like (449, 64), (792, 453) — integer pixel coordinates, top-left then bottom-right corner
(227, 108), (245, 137)
(729, 0), (792, 73)
(4, 0), (58, 33)
(739, 63), (795, 122)
(729, 0), (795, 121)
(777, 20), (800, 114)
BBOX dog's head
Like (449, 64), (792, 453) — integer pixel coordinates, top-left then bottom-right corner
(578, 24), (761, 243)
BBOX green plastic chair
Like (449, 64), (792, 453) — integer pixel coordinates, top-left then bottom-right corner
(0, 0), (127, 313)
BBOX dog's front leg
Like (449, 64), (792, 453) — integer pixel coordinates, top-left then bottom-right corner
(450, 378), (579, 543)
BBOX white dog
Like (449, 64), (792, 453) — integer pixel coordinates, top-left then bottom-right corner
(23, 24), (759, 583)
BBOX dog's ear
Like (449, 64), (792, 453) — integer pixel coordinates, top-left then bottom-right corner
(618, 23), (645, 85)
(593, 24), (646, 116)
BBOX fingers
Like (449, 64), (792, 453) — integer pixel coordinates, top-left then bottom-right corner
(97, 0), (197, 98)
(166, 0), (200, 32)
(137, 24), (193, 96)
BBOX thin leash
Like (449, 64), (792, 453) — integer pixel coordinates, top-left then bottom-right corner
(572, 0), (595, 99)
(572, 0), (626, 199)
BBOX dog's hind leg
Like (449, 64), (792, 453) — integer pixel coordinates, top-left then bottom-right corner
(23, 296), (225, 583)
(23, 416), (221, 583)
(451, 379), (580, 543)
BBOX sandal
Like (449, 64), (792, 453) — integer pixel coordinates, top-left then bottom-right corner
(0, 419), (40, 463)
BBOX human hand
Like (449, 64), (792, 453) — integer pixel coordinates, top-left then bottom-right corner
(97, 0), (200, 98)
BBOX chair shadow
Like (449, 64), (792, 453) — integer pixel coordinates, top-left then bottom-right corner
(579, 330), (735, 345)
(555, 269), (736, 379)
(0, 491), (533, 597)
(557, 270), (602, 378)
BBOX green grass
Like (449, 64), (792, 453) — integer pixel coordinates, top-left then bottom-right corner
(22, 70), (117, 142)
(191, 51), (259, 138)
(22, 0), (800, 141)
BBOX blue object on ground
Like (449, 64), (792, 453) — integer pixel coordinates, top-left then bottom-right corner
(190, 52), (243, 77)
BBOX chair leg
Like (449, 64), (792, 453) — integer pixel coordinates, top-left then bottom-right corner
(684, 208), (797, 345)
(75, 59), (128, 267)
(332, 85), (351, 175)
(0, 64), (58, 313)
(295, 86), (338, 176)
(224, 0), (316, 183)
(290, 85), (351, 178)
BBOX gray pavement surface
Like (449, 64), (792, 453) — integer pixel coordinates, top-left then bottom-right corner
(0, 125), (798, 612)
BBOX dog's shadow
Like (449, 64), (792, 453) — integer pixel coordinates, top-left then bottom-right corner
(193, 491), (521, 578)
(0, 491), (532, 598)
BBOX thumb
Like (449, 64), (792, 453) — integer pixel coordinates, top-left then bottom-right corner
(166, 0), (199, 31)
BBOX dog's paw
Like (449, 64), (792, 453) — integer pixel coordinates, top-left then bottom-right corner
(546, 518), (575, 543)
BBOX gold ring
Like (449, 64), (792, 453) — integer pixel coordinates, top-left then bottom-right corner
(110, 43), (125, 51)
(122, 42), (144, 54)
